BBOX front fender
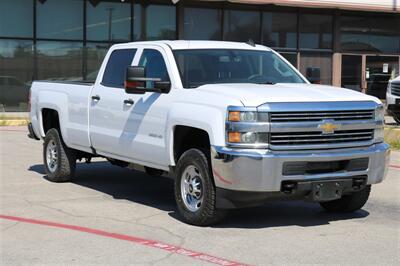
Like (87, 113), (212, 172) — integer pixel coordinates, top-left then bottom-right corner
(166, 102), (226, 166)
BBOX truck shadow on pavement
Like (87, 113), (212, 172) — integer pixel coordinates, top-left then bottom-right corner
(29, 161), (369, 229)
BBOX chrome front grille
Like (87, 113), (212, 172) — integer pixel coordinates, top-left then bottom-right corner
(270, 129), (374, 147)
(270, 110), (374, 122)
(391, 82), (400, 96)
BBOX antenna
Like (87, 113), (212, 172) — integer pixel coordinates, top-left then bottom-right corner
(246, 39), (256, 47)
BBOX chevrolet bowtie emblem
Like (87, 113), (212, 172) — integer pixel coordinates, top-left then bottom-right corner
(318, 122), (339, 134)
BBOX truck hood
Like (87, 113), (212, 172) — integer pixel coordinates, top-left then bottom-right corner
(197, 83), (380, 107)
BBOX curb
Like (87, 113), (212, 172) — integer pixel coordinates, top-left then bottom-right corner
(0, 119), (29, 126)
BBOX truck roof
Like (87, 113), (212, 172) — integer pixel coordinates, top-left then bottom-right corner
(112, 40), (271, 51)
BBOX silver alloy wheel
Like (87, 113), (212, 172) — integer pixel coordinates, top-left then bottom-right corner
(181, 165), (204, 212)
(46, 140), (58, 173)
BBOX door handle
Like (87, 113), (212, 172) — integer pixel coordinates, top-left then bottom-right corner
(91, 95), (100, 101)
(123, 99), (134, 105)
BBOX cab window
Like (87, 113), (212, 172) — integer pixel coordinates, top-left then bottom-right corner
(138, 49), (170, 81)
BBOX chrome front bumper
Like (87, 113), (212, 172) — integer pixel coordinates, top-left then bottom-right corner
(211, 143), (390, 192)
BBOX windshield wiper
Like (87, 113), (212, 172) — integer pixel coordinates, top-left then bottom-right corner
(257, 81), (276, 85)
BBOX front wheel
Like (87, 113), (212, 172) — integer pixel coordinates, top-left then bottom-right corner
(319, 185), (371, 212)
(43, 128), (76, 182)
(174, 148), (226, 226)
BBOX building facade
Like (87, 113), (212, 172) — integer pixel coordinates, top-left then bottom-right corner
(0, 0), (399, 111)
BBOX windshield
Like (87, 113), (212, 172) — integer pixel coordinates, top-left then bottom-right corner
(173, 49), (305, 88)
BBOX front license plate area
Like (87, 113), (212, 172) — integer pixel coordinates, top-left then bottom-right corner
(312, 181), (343, 202)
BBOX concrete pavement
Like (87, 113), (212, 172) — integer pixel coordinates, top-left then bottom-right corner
(1, 126), (399, 265)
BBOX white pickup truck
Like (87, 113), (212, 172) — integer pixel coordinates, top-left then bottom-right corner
(28, 41), (389, 225)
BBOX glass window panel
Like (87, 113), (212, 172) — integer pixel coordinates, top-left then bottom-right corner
(0, 40), (33, 112)
(280, 52), (298, 68)
(139, 49), (169, 81)
(340, 16), (400, 54)
(37, 0), (83, 40)
(146, 5), (176, 40)
(183, 7), (222, 40)
(300, 53), (332, 85)
(36, 41), (83, 81)
(133, 3), (142, 41)
(87, 0), (131, 42)
(0, 0), (33, 38)
(299, 14), (332, 49)
(223, 10), (260, 43)
(262, 12), (297, 48)
(85, 43), (109, 82)
(102, 49), (136, 88)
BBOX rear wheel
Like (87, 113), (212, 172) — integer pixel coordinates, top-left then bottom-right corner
(319, 185), (371, 212)
(174, 148), (226, 226)
(43, 128), (76, 182)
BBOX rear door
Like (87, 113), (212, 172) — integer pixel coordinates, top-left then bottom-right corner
(89, 48), (138, 156)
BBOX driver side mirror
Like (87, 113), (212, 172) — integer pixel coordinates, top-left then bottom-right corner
(125, 66), (171, 94)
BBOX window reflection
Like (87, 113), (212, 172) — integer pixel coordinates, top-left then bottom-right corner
(37, 0), (83, 40)
(299, 14), (332, 49)
(341, 16), (400, 54)
(146, 5), (176, 40)
(300, 53), (332, 85)
(85, 43), (109, 82)
(183, 7), (222, 40)
(87, 0), (131, 42)
(0, 0), (33, 38)
(0, 40), (33, 112)
(280, 53), (298, 68)
(133, 3), (142, 41)
(36, 41), (83, 81)
(263, 12), (297, 48)
(223, 10), (260, 43)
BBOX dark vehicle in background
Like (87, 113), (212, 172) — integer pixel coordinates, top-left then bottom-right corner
(366, 73), (391, 99)
(0, 76), (30, 112)
(386, 76), (400, 124)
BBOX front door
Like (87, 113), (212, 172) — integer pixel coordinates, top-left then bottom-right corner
(89, 48), (138, 157)
(117, 47), (173, 168)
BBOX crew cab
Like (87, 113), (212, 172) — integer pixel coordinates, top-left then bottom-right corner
(386, 75), (400, 124)
(28, 41), (390, 226)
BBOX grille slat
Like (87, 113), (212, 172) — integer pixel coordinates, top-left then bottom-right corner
(270, 109), (374, 122)
(270, 129), (374, 147)
(391, 83), (400, 96)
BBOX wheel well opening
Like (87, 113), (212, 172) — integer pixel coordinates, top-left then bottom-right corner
(174, 126), (210, 163)
(42, 108), (60, 134)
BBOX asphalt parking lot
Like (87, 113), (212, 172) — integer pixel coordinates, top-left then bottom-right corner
(1, 126), (399, 265)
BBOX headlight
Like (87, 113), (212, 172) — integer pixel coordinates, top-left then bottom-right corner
(374, 128), (384, 143)
(387, 82), (392, 94)
(228, 111), (257, 122)
(227, 132), (269, 144)
(226, 107), (269, 147)
(375, 106), (384, 121)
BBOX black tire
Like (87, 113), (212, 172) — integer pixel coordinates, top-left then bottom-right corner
(174, 148), (227, 226)
(43, 128), (76, 182)
(320, 185), (371, 212)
